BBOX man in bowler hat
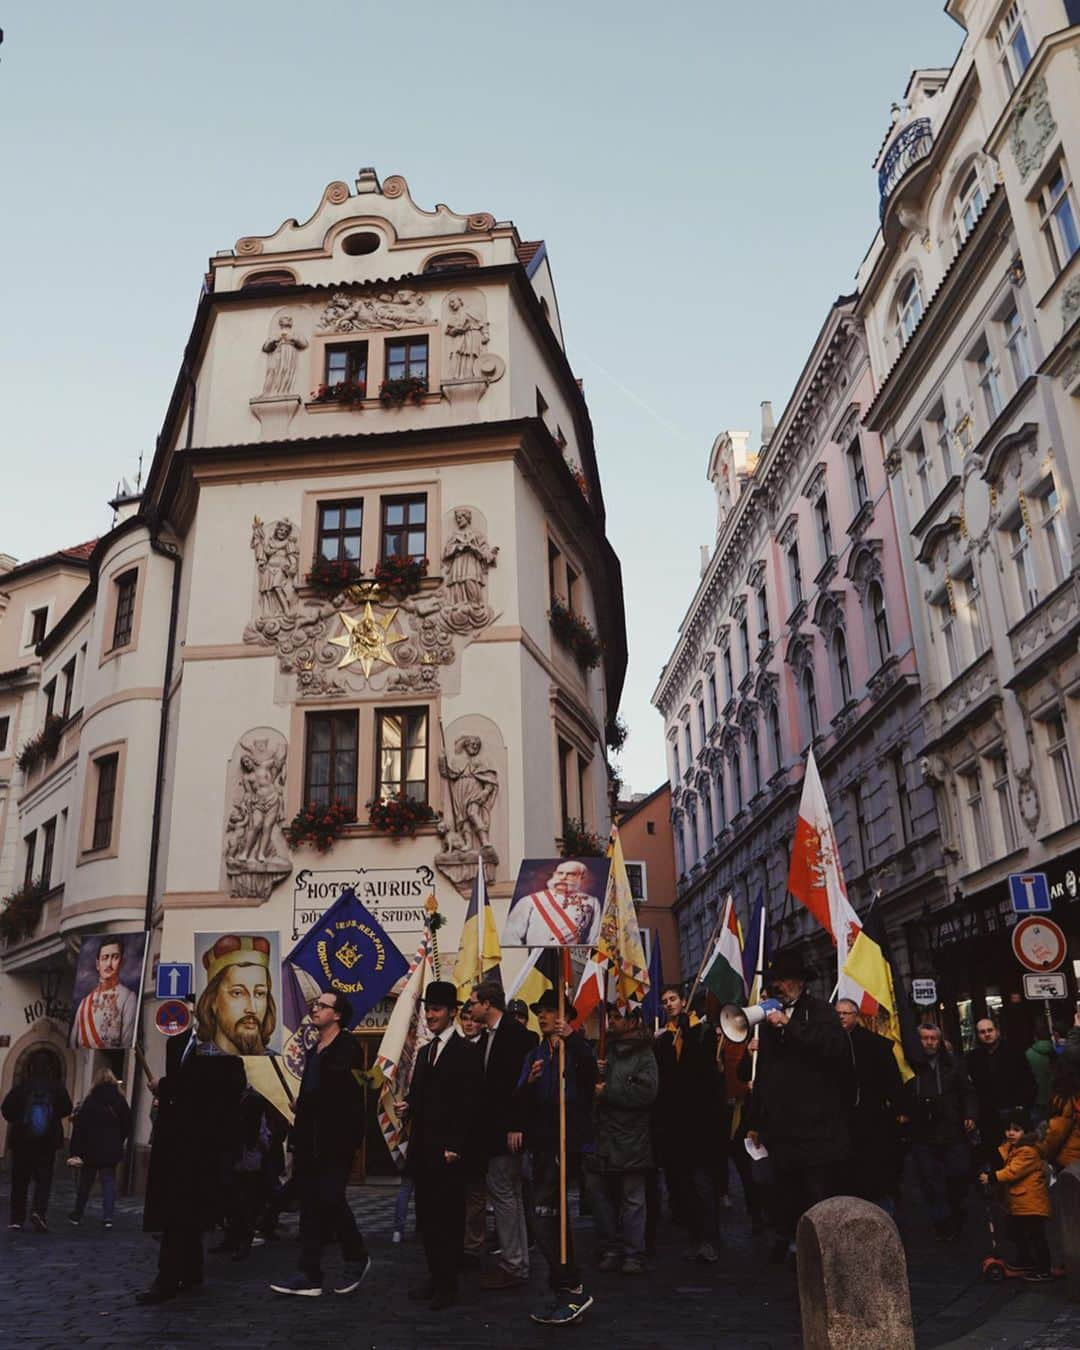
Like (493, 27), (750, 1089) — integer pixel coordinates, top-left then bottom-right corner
(397, 980), (483, 1310)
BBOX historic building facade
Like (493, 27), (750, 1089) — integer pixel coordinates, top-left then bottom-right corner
(857, 0), (1080, 1044)
(0, 169), (626, 1160)
(653, 301), (944, 985)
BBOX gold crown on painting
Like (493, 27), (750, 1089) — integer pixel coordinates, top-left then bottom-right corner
(336, 940), (362, 970)
(202, 934), (272, 985)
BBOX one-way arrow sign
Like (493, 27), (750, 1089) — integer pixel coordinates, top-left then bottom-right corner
(155, 962), (192, 1000)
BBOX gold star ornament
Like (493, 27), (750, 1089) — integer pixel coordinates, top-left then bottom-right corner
(329, 602), (408, 677)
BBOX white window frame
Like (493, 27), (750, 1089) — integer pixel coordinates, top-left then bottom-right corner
(960, 572), (988, 657)
(962, 764), (992, 867)
(624, 860), (649, 904)
(913, 435), (934, 510)
(848, 437), (869, 510)
(952, 165), (986, 251)
(787, 540), (803, 609)
(933, 411), (954, 480)
(1003, 305), (1032, 386)
(1046, 712), (1079, 825)
(814, 491), (834, 563)
(1010, 516), (1040, 610)
(1038, 480), (1069, 586)
(975, 341), (1004, 422)
(940, 601), (961, 682)
(895, 275), (924, 348)
(1039, 160), (1080, 275)
(994, 3), (1032, 92)
(989, 751), (1019, 854)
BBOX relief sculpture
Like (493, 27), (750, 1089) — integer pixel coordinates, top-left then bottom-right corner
(317, 288), (432, 333)
(434, 717), (507, 891)
(224, 729), (292, 900)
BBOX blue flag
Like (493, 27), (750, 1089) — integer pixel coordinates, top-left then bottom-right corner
(641, 929), (664, 1027)
(285, 887), (409, 1029)
(742, 888), (770, 997)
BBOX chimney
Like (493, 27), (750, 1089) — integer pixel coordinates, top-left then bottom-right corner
(760, 401), (775, 448)
(700, 544), (710, 577)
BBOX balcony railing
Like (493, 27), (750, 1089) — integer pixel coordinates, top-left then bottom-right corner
(878, 118), (933, 221)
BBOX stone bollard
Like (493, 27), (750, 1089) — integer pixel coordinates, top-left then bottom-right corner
(1057, 1163), (1080, 1302)
(797, 1195), (915, 1350)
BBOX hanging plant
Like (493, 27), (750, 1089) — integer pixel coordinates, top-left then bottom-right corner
(367, 792), (436, 839)
(378, 375), (427, 408)
(16, 715), (65, 774)
(283, 800), (352, 852)
(549, 599), (603, 670)
(559, 817), (605, 859)
(373, 554), (428, 596)
(310, 380), (368, 406)
(0, 878), (49, 945)
(606, 715), (629, 752)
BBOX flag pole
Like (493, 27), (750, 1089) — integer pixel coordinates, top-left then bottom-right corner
(557, 953), (568, 1270)
(750, 898), (766, 1087)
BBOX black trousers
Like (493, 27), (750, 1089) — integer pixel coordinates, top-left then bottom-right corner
(1007, 1214), (1051, 1273)
(772, 1159), (842, 1243)
(296, 1161), (367, 1282)
(10, 1146), (55, 1224)
(663, 1154), (707, 1241)
(158, 1224), (203, 1289)
(413, 1159), (465, 1295)
(531, 1151), (582, 1293)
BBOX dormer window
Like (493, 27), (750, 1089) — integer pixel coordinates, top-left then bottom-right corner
(895, 275), (924, 348)
(994, 3), (1032, 92)
(952, 166), (986, 251)
(423, 251), (479, 274)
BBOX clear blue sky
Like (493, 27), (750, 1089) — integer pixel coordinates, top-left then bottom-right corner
(0, 1), (960, 794)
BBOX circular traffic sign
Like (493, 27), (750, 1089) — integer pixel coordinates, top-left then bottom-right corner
(155, 999), (192, 1037)
(1011, 916), (1067, 973)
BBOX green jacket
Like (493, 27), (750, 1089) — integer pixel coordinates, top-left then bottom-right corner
(1026, 1039), (1054, 1109)
(591, 1029), (658, 1173)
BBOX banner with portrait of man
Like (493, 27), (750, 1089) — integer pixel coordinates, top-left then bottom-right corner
(503, 857), (611, 948)
(69, 931), (148, 1050)
(193, 931), (283, 1056)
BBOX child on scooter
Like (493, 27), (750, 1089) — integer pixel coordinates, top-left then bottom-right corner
(979, 1110), (1052, 1282)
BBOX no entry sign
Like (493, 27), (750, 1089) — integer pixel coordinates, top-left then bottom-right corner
(1011, 916), (1067, 973)
(155, 999), (192, 1037)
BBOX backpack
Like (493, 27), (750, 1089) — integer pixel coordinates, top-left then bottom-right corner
(21, 1086), (55, 1142)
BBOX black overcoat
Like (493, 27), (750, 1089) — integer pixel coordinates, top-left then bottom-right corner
(405, 1033), (483, 1174)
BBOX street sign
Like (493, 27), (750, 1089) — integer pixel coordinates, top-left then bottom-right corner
(155, 962), (192, 1000)
(911, 978), (937, 1005)
(155, 1000), (192, 1037)
(1022, 972), (1068, 1000)
(1011, 916), (1067, 973)
(1008, 873), (1052, 914)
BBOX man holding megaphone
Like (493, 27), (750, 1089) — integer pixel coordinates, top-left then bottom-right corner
(734, 950), (853, 1263)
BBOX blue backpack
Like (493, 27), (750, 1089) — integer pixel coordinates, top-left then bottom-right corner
(22, 1086), (55, 1141)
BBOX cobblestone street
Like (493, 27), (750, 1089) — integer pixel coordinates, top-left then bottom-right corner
(4, 1171), (1079, 1349)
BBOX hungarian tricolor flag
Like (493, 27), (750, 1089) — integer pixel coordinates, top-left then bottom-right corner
(787, 750), (891, 1016)
(700, 894), (746, 1006)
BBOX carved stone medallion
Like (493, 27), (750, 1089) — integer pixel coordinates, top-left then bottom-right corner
(1009, 78), (1056, 182)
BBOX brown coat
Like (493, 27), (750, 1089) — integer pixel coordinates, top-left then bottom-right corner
(1040, 1095), (1080, 1171)
(994, 1138), (1050, 1217)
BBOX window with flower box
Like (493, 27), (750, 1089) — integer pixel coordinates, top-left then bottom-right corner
(303, 711), (358, 819)
(317, 500), (364, 565)
(380, 495), (427, 564)
(1039, 160), (1080, 274)
(385, 337), (429, 384)
(376, 708), (429, 805)
(324, 342), (368, 399)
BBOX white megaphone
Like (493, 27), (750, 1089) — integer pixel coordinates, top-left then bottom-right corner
(718, 999), (783, 1044)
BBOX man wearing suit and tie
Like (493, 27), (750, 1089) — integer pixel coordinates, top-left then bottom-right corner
(470, 979), (536, 1289)
(398, 981), (483, 1311)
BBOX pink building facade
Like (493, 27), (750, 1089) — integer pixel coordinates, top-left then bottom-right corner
(654, 296), (945, 983)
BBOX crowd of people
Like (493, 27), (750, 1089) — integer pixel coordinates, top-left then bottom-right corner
(4, 955), (1080, 1326)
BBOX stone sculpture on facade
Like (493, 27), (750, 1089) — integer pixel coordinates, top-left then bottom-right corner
(444, 294), (490, 379)
(1009, 77), (1056, 182)
(251, 517), (300, 619)
(224, 729), (292, 900)
(434, 723), (504, 891)
(261, 312), (308, 395)
(243, 506), (498, 700)
(317, 288), (432, 333)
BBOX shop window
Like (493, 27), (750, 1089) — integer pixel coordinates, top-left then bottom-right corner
(375, 708), (428, 804)
(303, 711), (358, 819)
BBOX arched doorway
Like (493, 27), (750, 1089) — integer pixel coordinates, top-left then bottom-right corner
(0, 1020), (75, 1155)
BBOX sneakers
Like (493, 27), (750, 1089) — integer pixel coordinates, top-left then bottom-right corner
(695, 1240), (719, 1264)
(1024, 1271), (1053, 1283)
(103, 1221), (113, 1231)
(270, 1273), (323, 1297)
(597, 1251), (621, 1272)
(68, 1214), (82, 1227)
(8, 1222), (24, 1230)
(334, 1255), (372, 1295)
(621, 1257), (646, 1275)
(530, 1287), (594, 1325)
(392, 1229), (403, 1244)
(30, 1214), (48, 1232)
(250, 1235), (266, 1248)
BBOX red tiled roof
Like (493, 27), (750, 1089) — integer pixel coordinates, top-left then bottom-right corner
(1, 538), (98, 585)
(516, 240), (543, 268)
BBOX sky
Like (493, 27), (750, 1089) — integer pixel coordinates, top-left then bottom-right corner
(0, 1), (961, 795)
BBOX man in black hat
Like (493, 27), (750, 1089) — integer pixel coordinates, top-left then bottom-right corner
(749, 949), (852, 1261)
(508, 998), (539, 1046)
(516, 989), (597, 1326)
(397, 981), (483, 1311)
